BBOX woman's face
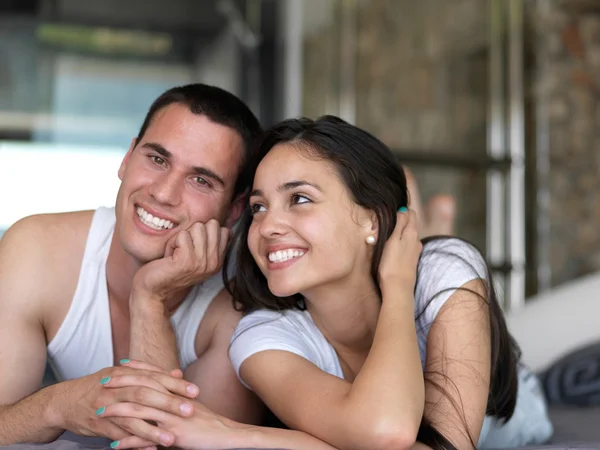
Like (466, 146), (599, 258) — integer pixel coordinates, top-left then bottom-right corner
(247, 143), (375, 298)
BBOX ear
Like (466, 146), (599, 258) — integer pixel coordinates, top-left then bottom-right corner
(224, 193), (246, 229)
(118, 138), (137, 181)
(360, 207), (379, 241)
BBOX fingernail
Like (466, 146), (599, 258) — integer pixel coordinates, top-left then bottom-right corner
(96, 406), (106, 416)
(119, 359), (130, 364)
(186, 384), (199, 396)
(110, 441), (119, 449)
(159, 433), (173, 445)
(398, 206), (408, 213)
(180, 402), (193, 415)
(99, 377), (111, 385)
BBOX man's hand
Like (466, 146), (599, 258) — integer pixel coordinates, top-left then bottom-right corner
(53, 362), (200, 448)
(132, 220), (230, 304)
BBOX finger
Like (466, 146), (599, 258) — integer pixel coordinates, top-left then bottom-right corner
(110, 386), (194, 417)
(112, 435), (160, 450)
(95, 419), (132, 442)
(218, 226), (230, 265)
(167, 230), (194, 262)
(119, 359), (173, 375)
(120, 359), (183, 378)
(108, 436), (157, 450)
(107, 372), (199, 398)
(203, 219), (221, 269)
(170, 368), (184, 379)
(108, 415), (175, 447)
(391, 208), (410, 239)
(188, 222), (208, 265)
(403, 210), (420, 238)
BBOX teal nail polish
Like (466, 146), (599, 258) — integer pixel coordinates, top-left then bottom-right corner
(398, 206), (408, 213)
(96, 406), (106, 416)
(110, 441), (120, 449)
(99, 377), (111, 385)
(119, 359), (130, 364)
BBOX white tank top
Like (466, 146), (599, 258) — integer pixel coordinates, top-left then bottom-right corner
(47, 207), (225, 381)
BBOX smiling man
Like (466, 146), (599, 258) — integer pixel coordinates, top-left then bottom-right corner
(0, 84), (265, 448)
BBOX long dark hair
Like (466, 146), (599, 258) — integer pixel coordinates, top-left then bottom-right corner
(224, 115), (520, 449)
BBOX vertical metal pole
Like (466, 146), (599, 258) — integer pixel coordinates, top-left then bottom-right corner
(535, 0), (552, 293)
(280, 0), (304, 119)
(339, 0), (357, 125)
(487, 0), (508, 306)
(508, 0), (526, 310)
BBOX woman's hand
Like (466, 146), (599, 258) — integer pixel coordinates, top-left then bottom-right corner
(378, 208), (422, 295)
(101, 397), (243, 450)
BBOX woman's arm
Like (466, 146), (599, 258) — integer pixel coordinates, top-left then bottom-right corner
(239, 211), (424, 450)
(420, 278), (491, 448)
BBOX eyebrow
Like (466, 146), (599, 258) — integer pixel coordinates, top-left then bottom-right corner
(249, 180), (323, 198)
(141, 142), (226, 187)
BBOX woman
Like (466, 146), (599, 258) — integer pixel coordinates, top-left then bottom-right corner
(224, 116), (553, 449)
(102, 116), (552, 450)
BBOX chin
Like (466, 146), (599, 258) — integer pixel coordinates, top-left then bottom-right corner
(267, 279), (302, 298)
(121, 235), (165, 263)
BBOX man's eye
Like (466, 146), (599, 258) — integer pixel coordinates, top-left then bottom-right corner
(151, 155), (166, 165)
(194, 176), (209, 186)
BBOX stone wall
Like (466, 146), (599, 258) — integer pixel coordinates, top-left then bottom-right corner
(303, 0), (490, 252)
(302, 0), (600, 291)
(530, 0), (600, 287)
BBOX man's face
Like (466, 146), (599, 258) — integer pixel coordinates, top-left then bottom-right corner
(115, 103), (245, 263)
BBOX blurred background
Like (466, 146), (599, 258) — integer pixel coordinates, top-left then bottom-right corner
(2, 0), (600, 442)
(1, 0), (600, 342)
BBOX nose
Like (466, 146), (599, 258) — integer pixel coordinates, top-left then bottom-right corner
(148, 171), (182, 206)
(258, 207), (290, 239)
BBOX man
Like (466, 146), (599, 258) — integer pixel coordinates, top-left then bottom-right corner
(0, 84), (265, 448)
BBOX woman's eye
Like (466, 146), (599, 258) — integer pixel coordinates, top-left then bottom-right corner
(250, 203), (266, 214)
(292, 194), (311, 205)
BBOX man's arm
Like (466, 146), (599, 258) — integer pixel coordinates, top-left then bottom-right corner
(129, 293), (179, 370)
(129, 221), (229, 371)
(0, 218), (67, 443)
(183, 289), (264, 424)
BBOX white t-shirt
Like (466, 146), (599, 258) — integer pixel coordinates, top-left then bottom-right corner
(229, 237), (488, 377)
(228, 237), (555, 447)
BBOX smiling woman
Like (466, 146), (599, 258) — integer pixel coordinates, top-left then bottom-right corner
(224, 115), (553, 450)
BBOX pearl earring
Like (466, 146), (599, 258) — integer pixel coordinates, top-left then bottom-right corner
(366, 235), (376, 245)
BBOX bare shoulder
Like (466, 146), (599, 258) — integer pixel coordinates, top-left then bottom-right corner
(0, 210), (95, 319)
(194, 287), (242, 356)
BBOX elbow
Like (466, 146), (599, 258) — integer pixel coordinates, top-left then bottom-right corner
(371, 425), (417, 450)
(351, 418), (418, 450)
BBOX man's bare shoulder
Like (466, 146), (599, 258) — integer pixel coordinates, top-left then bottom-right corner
(0, 210), (95, 316)
(1, 210), (94, 252)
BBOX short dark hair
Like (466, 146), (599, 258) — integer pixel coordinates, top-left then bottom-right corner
(135, 83), (262, 198)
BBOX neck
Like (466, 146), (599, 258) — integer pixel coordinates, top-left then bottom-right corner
(106, 232), (142, 305)
(304, 273), (381, 354)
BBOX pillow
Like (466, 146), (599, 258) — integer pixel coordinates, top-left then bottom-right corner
(540, 340), (600, 407)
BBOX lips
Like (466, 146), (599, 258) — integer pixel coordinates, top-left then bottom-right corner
(268, 248), (305, 263)
(136, 205), (177, 231)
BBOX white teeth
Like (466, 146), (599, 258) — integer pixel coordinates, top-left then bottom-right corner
(268, 249), (305, 263)
(136, 206), (175, 230)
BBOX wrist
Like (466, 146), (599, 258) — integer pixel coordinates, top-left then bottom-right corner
(40, 383), (67, 431)
(380, 280), (414, 298)
(129, 286), (167, 312)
